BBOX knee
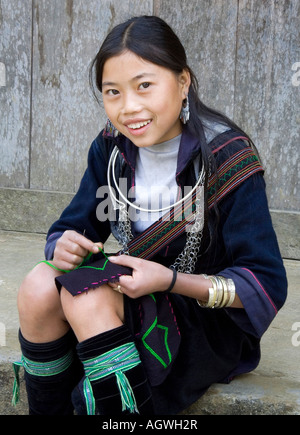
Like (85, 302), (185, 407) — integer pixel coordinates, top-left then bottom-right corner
(61, 285), (124, 324)
(60, 285), (124, 341)
(18, 263), (62, 317)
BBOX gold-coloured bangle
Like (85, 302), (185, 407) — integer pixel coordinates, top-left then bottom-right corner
(198, 275), (236, 309)
(197, 276), (217, 308)
(208, 286), (218, 308)
(211, 275), (224, 308)
(197, 289), (214, 308)
(204, 276), (218, 308)
(207, 276), (219, 308)
(218, 276), (229, 308)
(226, 278), (236, 307)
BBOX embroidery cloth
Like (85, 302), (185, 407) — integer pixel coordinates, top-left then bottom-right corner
(55, 258), (132, 296)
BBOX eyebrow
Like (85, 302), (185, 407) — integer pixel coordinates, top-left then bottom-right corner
(102, 72), (156, 88)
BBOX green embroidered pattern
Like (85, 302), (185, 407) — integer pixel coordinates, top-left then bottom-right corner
(141, 294), (172, 369)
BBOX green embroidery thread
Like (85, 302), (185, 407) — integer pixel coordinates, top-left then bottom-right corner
(36, 247), (109, 274)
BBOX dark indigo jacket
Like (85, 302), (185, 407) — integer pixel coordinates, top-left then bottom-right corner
(45, 125), (288, 340)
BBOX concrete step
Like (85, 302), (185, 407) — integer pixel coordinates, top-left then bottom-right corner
(0, 230), (299, 415)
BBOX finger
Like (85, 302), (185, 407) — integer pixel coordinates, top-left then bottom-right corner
(62, 251), (86, 266)
(51, 259), (79, 272)
(67, 231), (101, 254)
(94, 242), (104, 250)
(109, 255), (142, 268)
(69, 241), (104, 258)
(94, 242), (105, 256)
(53, 245), (85, 267)
(61, 239), (89, 258)
(118, 274), (134, 288)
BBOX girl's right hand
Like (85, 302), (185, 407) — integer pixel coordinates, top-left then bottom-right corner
(52, 230), (103, 271)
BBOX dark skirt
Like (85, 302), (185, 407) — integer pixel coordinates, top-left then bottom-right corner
(124, 293), (259, 415)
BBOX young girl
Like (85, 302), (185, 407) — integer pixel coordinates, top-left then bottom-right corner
(15, 15), (287, 415)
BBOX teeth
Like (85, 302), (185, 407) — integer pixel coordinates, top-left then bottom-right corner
(128, 120), (151, 129)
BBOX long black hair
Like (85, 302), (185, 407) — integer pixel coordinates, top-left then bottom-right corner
(89, 15), (254, 233)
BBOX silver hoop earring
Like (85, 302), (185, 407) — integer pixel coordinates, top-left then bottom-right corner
(104, 119), (120, 138)
(180, 96), (190, 124)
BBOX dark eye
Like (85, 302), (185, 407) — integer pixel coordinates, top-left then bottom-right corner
(107, 89), (119, 96)
(139, 82), (151, 90)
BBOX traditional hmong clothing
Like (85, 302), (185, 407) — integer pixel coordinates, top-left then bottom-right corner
(25, 123), (287, 414)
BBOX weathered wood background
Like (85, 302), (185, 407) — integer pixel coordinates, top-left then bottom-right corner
(0, 0), (299, 258)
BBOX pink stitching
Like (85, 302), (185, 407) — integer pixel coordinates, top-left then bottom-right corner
(77, 274), (126, 295)
(212, 136), (248, 154)
(166, 295), (181, 336)
(242, 268), (278, 314)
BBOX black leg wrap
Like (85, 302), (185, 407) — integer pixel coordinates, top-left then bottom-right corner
(19, 330), (82, 415)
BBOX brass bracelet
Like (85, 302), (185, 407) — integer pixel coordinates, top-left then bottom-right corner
(197, 275), (217, 308)
(226, 278), (236, 307)
(211, 275), (224, 308)
(208, 276), (219, 308)
(197, 275), (236, 309)
(197, 287), (217, 308)
(218, 276), (229, 308)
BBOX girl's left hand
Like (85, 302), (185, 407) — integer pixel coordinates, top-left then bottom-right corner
(108, 255), (173, 299)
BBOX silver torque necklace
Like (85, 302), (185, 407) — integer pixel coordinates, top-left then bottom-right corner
(107, 146), (205, 213)
(107, 146), (206, 272)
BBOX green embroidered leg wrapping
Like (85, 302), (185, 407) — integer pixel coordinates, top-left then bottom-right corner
(82, 342), (141, 415)
(12, 350), (74, 406)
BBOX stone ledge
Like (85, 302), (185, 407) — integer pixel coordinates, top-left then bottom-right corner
(0, 187), (299, 259)
(0, 187), (73, 234)
(2, 365), (300, 416)
(183, 374), (300, 415)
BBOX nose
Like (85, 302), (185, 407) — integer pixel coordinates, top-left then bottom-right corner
(121, 91), (142, 116)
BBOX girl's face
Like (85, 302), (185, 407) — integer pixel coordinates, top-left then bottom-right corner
(102, 51), (190, 148)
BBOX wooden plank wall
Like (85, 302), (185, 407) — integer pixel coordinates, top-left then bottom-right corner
(0, 0), (299, 258)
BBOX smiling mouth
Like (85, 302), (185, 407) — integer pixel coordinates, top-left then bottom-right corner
(126, 120), (152, 130)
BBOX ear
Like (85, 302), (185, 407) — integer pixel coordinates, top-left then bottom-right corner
(179, 69), (191, 97)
